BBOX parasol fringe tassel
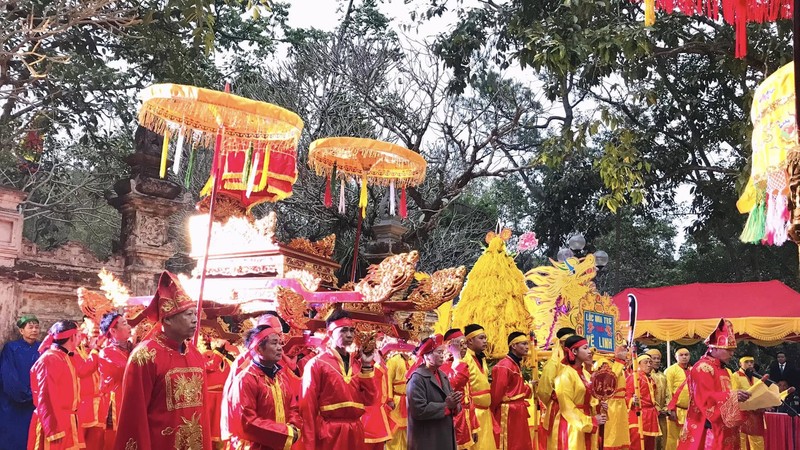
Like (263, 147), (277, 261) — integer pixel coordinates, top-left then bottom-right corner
(338, 180), (346, 215)
(258, 145), (271, 191)
(200, 175), (214, 197)
(644, 0), (656, 26)
(359, 175), (368, 217)
(246, 151), (260, 198)
(399, 187), (408, 219)
(172, 131), (184, 175)
(159, 129), (170, 179)
(242, 142), (253, 184)
(324, 175), (333, 208)
(740, 200), (766, 244)
(184, 140), (196, 188)
(390, 181), (396, 216)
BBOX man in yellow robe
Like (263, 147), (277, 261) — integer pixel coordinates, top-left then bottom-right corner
(464, 323), (496, 450)
(385, 351), (412, 450)
(594, 346), (630, 450)
(664, 348), (691, 450)
(645, 349), (667, 450)
(732, 356), (764, 450)
(536, 327), (574, 450)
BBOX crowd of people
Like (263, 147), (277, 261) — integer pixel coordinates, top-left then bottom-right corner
(0, 272), (798, 450)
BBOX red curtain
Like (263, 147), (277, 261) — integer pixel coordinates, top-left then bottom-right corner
(764, 412), (799, 450)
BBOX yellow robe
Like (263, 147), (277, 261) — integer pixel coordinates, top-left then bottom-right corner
(552, 365), (598, 450)
(385, 353), (411, 450)
(732, 370), (765, 450)
(597, 359), (630, 450)
(537, 342), (565, 450)
(650, 370), (667, 450)
(663, 364), (689, 450)
(465, 349), (496, 450)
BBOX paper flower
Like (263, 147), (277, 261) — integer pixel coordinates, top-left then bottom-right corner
(517, 231), (539, 251)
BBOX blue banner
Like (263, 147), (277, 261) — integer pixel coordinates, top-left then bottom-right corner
(584, 311), (615, 353)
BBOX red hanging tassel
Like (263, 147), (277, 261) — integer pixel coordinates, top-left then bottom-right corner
(399, 187), (408, 219)
(323, 175), (333, 208)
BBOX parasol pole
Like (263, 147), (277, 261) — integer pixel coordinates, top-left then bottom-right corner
(628, 293), (645, 450)
(351, 208), (363, 283)
(192, 83), (229, 345)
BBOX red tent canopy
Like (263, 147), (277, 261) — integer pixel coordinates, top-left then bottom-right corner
(612, 281), (800, 345)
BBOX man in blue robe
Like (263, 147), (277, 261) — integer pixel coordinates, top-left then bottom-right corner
(0, 314), (41, 450)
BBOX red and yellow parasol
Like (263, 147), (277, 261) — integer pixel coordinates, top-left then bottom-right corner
(138, 83), (304, 209)
(308, 137), (427, 281)
(137, 83), (304, 343)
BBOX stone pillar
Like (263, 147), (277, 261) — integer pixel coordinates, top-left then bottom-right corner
(0, 186), (25, 345)
(108, 127), (188, 296)
(363, 217), (411, 265)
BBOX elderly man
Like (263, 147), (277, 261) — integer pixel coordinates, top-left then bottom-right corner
(664, 348), (691, 450)
(646, 349), (668, 450)
(300, 309), (376, 450)
(406, 334), (460, 450)
(113, 271), (211, 450)
(0, 314), (41, 450)
(677, 319), (750, 450)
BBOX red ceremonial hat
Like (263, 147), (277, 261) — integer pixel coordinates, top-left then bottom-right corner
(405, 334), (444, 380)
(705, 318), (737, 349)
(129, 271), (195, 326)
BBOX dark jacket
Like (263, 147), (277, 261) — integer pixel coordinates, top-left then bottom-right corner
(768, 361), (799, 388)
(406, 365), (458, 450)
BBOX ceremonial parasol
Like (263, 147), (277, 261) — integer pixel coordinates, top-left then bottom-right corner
(137, 83), (304, 343)
(308, 137), (427, 282)
(736, 62), (799, 247)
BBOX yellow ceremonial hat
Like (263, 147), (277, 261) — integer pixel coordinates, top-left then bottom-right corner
(645, 349), (661, 358)
(739, 356), (754, 365)
(637, 354), (652, 364)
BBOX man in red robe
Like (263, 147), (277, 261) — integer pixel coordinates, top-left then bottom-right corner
(361, 347), (394, 449)
(677, 319), (750, 450)
(627, 354), (661, 450)
(203, 340), (232, 448)
(299, 309), (377, 450)
(441, 328), (478, 450)
(491, 331), (534, 450)
(29, 320), (83, 450)
(73, 327), (103, 450)
(225, 324), (301, 450)
(113, 271), (212, 450)
(98, 312), (132, 450)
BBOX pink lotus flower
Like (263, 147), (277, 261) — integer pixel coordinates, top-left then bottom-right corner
(517, 231), (538, 251)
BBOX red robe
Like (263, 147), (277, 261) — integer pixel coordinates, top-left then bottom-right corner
(442, 360), (480, 449)
(29, 347), (84, 450)
(627, 371), (661, 450)
(361, 362), (394, 446)
(221, 353), (252, 442)
(226, 361), (301, 450)
(204, 349), (231, 443)
(676, 356), (742, 450)
(98, 344), (130, 431)
(73, 347), (101, 429)
(491, 355), (533, 450)
(299, 348), (377, 450)
(113, 332), (212, 450)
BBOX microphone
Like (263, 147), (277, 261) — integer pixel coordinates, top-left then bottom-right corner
(745, 368), (773, 385)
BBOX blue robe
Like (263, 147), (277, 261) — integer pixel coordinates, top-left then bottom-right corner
(0, 338), (41, 450)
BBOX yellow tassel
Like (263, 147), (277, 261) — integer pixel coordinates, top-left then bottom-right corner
(359, 175), (368, 216)
(199, 175), (213, 197)
(451, 236), (534, 359)
(644, 0), (655, 26)
(159, 129), (170, 178)
(433, 300), (454, 336)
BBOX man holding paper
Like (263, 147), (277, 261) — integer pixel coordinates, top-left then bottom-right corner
(733, 356), (764, 450)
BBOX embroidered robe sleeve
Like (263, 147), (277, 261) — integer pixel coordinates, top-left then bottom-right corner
(692, 363), (740, 428)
